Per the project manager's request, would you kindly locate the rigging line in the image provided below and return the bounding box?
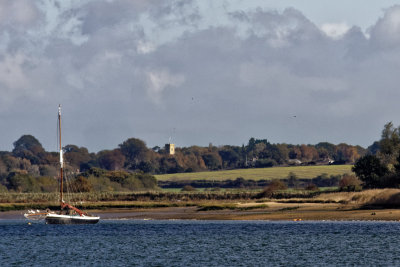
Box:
[74,171,85,204]
[66,171,83,207]
[72,177,85,206]
[57,174,60,204]
[63,169,70,202]
[69,170,82,204]
[65,171,74,204]
[67,174,78,206]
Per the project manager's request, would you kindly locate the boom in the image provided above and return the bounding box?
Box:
[61,202,86,216]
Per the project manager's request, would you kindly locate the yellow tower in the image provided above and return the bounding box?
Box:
[165,143,175,155]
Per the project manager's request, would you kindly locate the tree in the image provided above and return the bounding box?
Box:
[247,138,256,154]
[12,135,45,164]
[315,142,336,157]
[265,144,287,164]
[275,144,289,163]
[394,150,400,174]
[255,158,276,168]
[6,171,39,192]
[219,146,241,168]
[288,145,301,160]
[202,152,222,170]
[287,172,299,188]
[254,143,266,156]
[352,155,389,188]
[64,145,92,170]
[137,161,154,173]
[300,145,318,161]
[0,157,7,177]
[367,141,380,155]
[379,122,400,164]
[335,143,360,164]
[13,135,44,154]
[119,138,148,168]
[39,165,58,177]
[159,157,184,174]
[97,149,125,170]
[339,175,362,191]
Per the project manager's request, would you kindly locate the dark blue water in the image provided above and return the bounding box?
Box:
[1,220,400,266]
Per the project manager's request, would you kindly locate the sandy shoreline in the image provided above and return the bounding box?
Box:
[3,203,400,221]
[2,189,400,221]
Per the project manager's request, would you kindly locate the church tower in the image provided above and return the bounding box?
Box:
[165,143,175,155]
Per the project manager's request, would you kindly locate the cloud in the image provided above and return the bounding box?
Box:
[146,70,185,104]
[0,0,41,28]
[148,0,201,28]
[136,40,156,54]
[0,53,44,110]
[320,22,350,39]
[229,8,323,47]
[369,5,400,48]
[0,53,28,89]
[1,1,400,151]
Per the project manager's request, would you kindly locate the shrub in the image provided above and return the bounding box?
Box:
[71,176,92,192]
[339,174,362,191]
[255,159,276,168]
[258,180,287,198]
[136,173,157,189]
[268,179,288,190]
[287,172,299,188]
[210,187,221,192]
[304,183,319,191]
[0,184,8,193]
[181,185,197,192]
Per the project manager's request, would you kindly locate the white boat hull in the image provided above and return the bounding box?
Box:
[45,213,100,224]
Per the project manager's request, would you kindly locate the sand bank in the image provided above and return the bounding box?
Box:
[2,202,398,221]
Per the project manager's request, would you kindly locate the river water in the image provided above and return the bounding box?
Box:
[1,220,400,266]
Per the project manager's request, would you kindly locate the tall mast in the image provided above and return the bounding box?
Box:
[58,105,63,207]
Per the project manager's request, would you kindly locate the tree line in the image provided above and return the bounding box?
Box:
[0,135,366,176]
[0,134,367,192]
[3,121,400,192]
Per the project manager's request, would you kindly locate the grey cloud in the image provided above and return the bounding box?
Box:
[369,5,400,49]
[148,0,201,28]
[0,0,42,29]
[0,1,400,152]
[79,0,155,35]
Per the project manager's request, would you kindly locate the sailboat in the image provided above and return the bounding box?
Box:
[25,105,100,224]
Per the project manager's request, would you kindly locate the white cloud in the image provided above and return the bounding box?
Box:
[146,70,185,104]
[320,22,350,39]
[1,1,400,151]
[136,40,156,54]
[369,5,400,48]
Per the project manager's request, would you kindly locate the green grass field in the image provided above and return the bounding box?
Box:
[155,165,353,182]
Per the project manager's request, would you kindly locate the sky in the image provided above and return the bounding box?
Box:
[1,0,400,152]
